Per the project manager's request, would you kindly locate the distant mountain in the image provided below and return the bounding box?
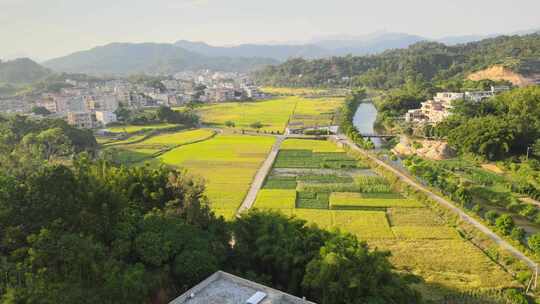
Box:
[43,43,278,76]
[174,40,328,61]
[254,33,540,88]
[0,58,51,84]
[310,32,427,55]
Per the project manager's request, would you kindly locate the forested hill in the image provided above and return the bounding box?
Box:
[43,43,278,76]
[253,33,540,88]
[0,58,51,84]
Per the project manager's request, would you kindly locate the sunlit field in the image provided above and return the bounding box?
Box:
[108,129,216,163]
[193,96,344,132]
[159,134,276,219]
[194,97,298,132]
[106,123,179,134]
[253,138,518,299]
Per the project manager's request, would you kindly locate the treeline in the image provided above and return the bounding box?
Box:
[114,105,199,127]
[339,89,374,149]
[0,116,420,303]
[254,34,540,89]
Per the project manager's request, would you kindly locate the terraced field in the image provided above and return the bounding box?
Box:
[160,134,276,219]
[253,138,518,299]
[107,129,216,163]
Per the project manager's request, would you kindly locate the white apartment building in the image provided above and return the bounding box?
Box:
[95,111,117,126]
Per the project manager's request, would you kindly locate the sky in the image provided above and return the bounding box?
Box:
[1,0,539,62]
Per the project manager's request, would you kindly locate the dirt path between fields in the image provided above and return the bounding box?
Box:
[236,135,285,216]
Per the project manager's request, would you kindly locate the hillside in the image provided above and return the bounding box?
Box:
[174,40,328,61]
[43,43,278,75]
[0,58,51,84]
[254,33,540,88]
[467,65,539,87]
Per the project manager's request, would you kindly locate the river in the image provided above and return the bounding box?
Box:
[352,102,382,148]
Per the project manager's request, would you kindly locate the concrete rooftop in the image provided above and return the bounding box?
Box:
[169,271,316,304]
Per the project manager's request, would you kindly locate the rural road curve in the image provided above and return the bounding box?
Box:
[334,135,539,272]
[236,135,285,216]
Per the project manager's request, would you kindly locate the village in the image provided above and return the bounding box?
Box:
[0,70,267,129]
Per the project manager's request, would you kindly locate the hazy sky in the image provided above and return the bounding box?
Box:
[1,0,539,61]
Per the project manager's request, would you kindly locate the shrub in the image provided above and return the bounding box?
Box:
[495,214,514,235]
[510,227,526,242]
[484,210,499,225]
[527,233,540,255]
[519,204,537,218]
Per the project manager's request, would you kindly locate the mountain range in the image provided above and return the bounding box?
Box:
[0,28,531,79]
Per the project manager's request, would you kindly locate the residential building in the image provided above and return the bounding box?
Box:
[67,112,93,129]
[95,111,117,126]
[169,271,316,304]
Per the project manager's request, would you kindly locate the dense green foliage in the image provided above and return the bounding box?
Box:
[0,117,420,303]
[255,34,540,88]
[0,115,97,169]
[0,161,420,303]
[115,105,199,127]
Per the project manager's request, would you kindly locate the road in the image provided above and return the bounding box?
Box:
[334,135,538,272]
[236,135,285,216]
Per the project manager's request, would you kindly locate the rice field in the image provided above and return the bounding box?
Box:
[106,123,178,134]
[194,97,298,132]
[159,134,276,219]
[329,192,423,209]
[289,98,344,127]
[107,129,216,163]
[253,138,518,299]
[254,189,296,210]
[193,96,344,133]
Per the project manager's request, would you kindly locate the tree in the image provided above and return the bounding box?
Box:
[484,210,499,225]
[534,139,540,158]
[495,214,515,235]
[225,120,236,128]
[31,106,51,116]
[447,116,516,161]
[250,121,263,130]
[528,233,540,255]
[115,105,132,122]
[302,232,420,304]
[511,227,525,241]
[20,127,73,161]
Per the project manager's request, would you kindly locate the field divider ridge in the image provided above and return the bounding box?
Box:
[236,135,285,216]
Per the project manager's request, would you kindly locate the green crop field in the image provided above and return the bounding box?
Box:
[194,97,298,132]
[329,192,423,209]
[254,189,296,210]
[391,226,460,239]
[252,138,517,299]
[106,123,178,134]
[280,138,343,152]
[289,97,344,127]
[108,129,216,163]
[159,134,275,219]
[193,96,344,133]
